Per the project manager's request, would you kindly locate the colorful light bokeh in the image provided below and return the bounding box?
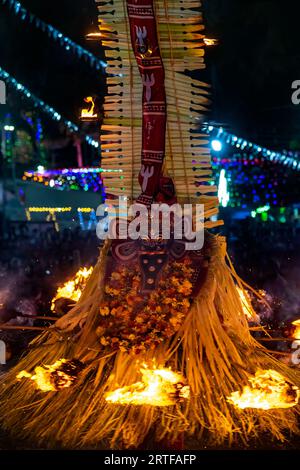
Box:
[22,167,121,193]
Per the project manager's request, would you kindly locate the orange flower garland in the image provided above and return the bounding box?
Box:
[96,260,194,355]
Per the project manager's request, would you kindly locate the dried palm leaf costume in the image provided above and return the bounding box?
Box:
[0,0,300,449]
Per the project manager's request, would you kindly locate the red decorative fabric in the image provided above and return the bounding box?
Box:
[126,0,167,206]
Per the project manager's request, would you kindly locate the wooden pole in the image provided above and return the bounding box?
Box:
[0,325,51,331]
[21,316,57,321]
[258,338,294,342]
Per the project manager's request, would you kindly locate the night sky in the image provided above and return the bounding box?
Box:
[204,0,300,150]
[1,0,300,151]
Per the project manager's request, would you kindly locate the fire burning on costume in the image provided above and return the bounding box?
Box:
[105,365,190,406]
[237,287,258,321]
[292,320,300,340]
[17,359,83,392]
[227,369,299,410]
[51,267,93,311]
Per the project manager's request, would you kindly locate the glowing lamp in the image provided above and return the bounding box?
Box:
[80,96,98,121]
[203,38,219,47]
[211,139,222,152]
[85,32,102,41]
[4,125,15,132]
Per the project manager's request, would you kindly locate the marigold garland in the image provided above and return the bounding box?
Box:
[96,260,194,355]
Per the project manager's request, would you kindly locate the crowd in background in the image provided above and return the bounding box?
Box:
[0,215,299,316]
[225,216,299,287]
[224,215,300,323]
[0,225,99,301]
[0,224,100,361]
[1,223,99,285]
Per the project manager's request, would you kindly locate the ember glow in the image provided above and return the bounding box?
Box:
[51,267,93,311]
[292,320,300,340]
[105,366,190,406]
[227,369,299,410]
[17,359,83,392]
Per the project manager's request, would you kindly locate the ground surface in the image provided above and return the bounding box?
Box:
[1,427,300,450]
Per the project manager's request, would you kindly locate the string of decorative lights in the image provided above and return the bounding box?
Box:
[22,166,122,193]
[25,206,100,231]
[212,151,299,209]
[204,124,300,171]
[26,207,72,213]
[1,0,107,71]
[0,66,99,148]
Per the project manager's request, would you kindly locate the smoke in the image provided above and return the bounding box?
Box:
[0,270,37,324]
[0,283,15,323]
[263,255,300,323]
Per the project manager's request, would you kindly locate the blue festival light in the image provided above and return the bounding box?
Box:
[204,124,300,171]
[211,139,223,152]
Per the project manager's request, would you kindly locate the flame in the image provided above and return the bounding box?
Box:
[227,369,299,410]
[86,32,102,40]
[80,96,97,119]
[51,267,93,311]
[292,320,300,340]
[237,287,259,322]
[16,359,82,392]
[203,38,219,46]
[105,365,190,406]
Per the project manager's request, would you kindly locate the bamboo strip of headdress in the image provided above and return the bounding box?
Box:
[96,0,221,227]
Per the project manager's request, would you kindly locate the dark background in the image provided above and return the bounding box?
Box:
[203,0,300,149]
[0,0,104,123]
[0,0,300,151]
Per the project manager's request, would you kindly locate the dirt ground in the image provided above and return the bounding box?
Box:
[1,427,300,450]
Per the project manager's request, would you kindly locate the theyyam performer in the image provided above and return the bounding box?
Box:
[0,0,299,449]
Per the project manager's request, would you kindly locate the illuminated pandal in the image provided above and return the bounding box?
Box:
[17,359,83,392]
[105,365,190,407]
[51,267,93,312]
[227,369,299,410]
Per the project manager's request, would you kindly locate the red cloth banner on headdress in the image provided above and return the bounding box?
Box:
[126,0,167,207]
